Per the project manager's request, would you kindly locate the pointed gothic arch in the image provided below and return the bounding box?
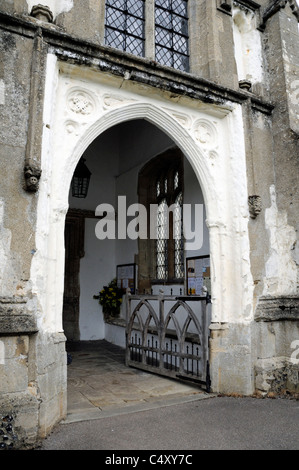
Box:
[34,73,253,354]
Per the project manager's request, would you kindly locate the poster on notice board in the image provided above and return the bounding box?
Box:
[116,263,136,294]
[186,255,210,296]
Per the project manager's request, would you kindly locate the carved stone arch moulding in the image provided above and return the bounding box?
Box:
[62,101,216,218]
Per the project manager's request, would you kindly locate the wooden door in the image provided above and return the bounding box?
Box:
[63,212,85,342]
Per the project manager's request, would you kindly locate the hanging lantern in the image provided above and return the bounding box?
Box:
[71,158,91,198]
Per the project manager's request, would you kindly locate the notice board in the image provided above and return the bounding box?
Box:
[186,255,211,296]
[116,263,136,294]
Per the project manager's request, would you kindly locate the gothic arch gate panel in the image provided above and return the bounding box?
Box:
[125,292,212,391]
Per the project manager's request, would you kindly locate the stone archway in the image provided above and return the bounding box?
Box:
[31,59,255,395]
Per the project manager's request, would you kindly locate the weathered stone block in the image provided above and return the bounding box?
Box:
[38,391,67,439]
[255,357,299,395]
[209,323,254,395]
[0,336,29,394]
[255,295,299,321]
[0,391,39,450]
[0,297,38,334]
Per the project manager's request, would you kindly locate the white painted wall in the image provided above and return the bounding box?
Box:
[79,219,115,340]
[69,128,118,339]
[232,6,264,84]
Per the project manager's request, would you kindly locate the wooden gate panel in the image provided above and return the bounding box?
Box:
[126,292,211,391]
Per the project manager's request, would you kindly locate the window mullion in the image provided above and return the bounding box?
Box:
[170,0,174,68]
[145,0,155,60]
[124,0,128,52]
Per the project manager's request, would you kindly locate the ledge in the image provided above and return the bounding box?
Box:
[0,10,274,115]
[255,295,299,322]
[0,297,38,335]
[104,317,126,328]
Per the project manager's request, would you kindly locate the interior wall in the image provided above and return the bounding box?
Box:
[68,126,119,340]
[115,120,174,268]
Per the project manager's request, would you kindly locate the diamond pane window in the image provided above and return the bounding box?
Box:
[139,150,184,286]
[155,0,189,72]
[174,193,184,278]
[156,200,169,280]
[154,162,184,281]
[107,0,126,9]
[105,0,145,57]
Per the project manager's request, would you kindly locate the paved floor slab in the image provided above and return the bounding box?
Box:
[65,340,209,423]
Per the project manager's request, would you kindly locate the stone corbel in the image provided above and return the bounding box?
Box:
[248,195,262,219]
[217,0,233,14]
[239,79,252,91]
[24,165,42,192]
[30,4,53,23]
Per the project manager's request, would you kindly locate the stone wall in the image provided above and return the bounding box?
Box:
[254,295,299,396]
[0,297,66,449]
[0,332,66,449]
[0,10,67,449]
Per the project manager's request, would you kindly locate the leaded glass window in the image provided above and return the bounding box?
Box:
[105,0,145,57]
[154,160,184,281]
[156,199,169,280]
[155,0,189,72]
[138,149,184,290]
[174,193,184,278]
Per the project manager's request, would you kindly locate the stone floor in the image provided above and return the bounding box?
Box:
[65,340,209,424]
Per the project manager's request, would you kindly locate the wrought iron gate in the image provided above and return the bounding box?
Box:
[125,291,211,391]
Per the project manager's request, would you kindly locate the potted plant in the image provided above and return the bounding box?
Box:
[94,278,123,321]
